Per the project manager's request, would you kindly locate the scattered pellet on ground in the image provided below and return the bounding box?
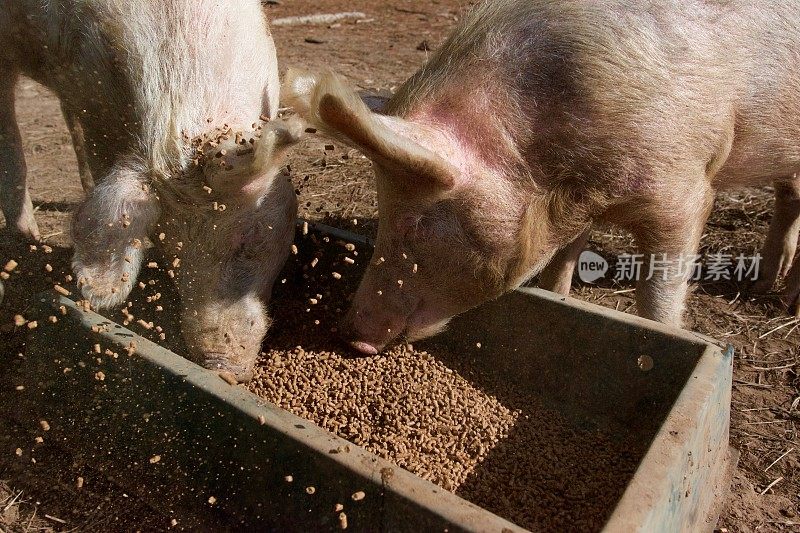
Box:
[54,284,71,296]
[218,372,238,386]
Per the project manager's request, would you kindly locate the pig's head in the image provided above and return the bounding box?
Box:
[72,118,302,380]
[285,71,559,353]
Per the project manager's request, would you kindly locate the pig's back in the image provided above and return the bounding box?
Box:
[392,0,800,189]
[2,0,278,177]
[716,2,800,186]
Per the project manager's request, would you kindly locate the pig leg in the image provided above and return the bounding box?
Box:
[783,258,800,316]
[61,102,94,193]
[72,165,160,309]
[537,227,591,295]
[0,68,39,241]
[750,179,800,294]
[633,187,714,326]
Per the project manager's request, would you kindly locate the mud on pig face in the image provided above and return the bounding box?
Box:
[285,71,532,353]
[72,119,301,381]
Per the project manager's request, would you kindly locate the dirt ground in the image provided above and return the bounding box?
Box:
[0,0,798,531]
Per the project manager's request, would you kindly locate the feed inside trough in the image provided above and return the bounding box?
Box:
[244,228,646,531]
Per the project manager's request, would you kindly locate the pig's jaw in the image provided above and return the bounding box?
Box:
[203,353,255,382]
[345,299,453,355]
[406,317,451,343]
[347,318,451,355]
[343,310,408,355]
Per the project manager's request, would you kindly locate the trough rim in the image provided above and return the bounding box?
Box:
[36,291,525,532]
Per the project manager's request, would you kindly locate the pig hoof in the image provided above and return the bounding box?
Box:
[7,219,41,242]
[13,208,41,242]
[203,355,254,383]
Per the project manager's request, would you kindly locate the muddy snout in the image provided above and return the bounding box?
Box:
[202,353,255,383]
[181,298,269,383]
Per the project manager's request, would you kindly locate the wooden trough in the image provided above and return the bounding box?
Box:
[12,223,734,532]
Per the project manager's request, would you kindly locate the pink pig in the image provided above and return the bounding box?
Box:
[286,0,800,353]
[1,0,301,380]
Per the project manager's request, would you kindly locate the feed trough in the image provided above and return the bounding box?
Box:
[12,223,734,531]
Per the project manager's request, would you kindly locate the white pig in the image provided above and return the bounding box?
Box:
[286,0,800,353]
[0,0,301,380]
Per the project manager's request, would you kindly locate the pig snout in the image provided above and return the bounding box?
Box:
[340,300,403,355]
[341,300,452,355]
[340,274,452,354]
[181,296,268,382]
[339,280,410,354]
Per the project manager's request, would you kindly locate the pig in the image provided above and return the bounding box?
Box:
[285,0,800,354]
[0,0,301,380]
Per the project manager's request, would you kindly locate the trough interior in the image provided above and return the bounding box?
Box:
[282,224,709,448]
[423,287,708,439]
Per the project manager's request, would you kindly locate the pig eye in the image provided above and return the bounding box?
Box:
[395,214,422,237]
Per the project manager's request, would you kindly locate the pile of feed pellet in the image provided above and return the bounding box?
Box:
[246,231,644,531]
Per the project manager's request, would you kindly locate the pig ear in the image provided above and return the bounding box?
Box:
[283,69,456,191]
[252,116,305,171]
[72,161,160,309]
[202,116,303,192]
